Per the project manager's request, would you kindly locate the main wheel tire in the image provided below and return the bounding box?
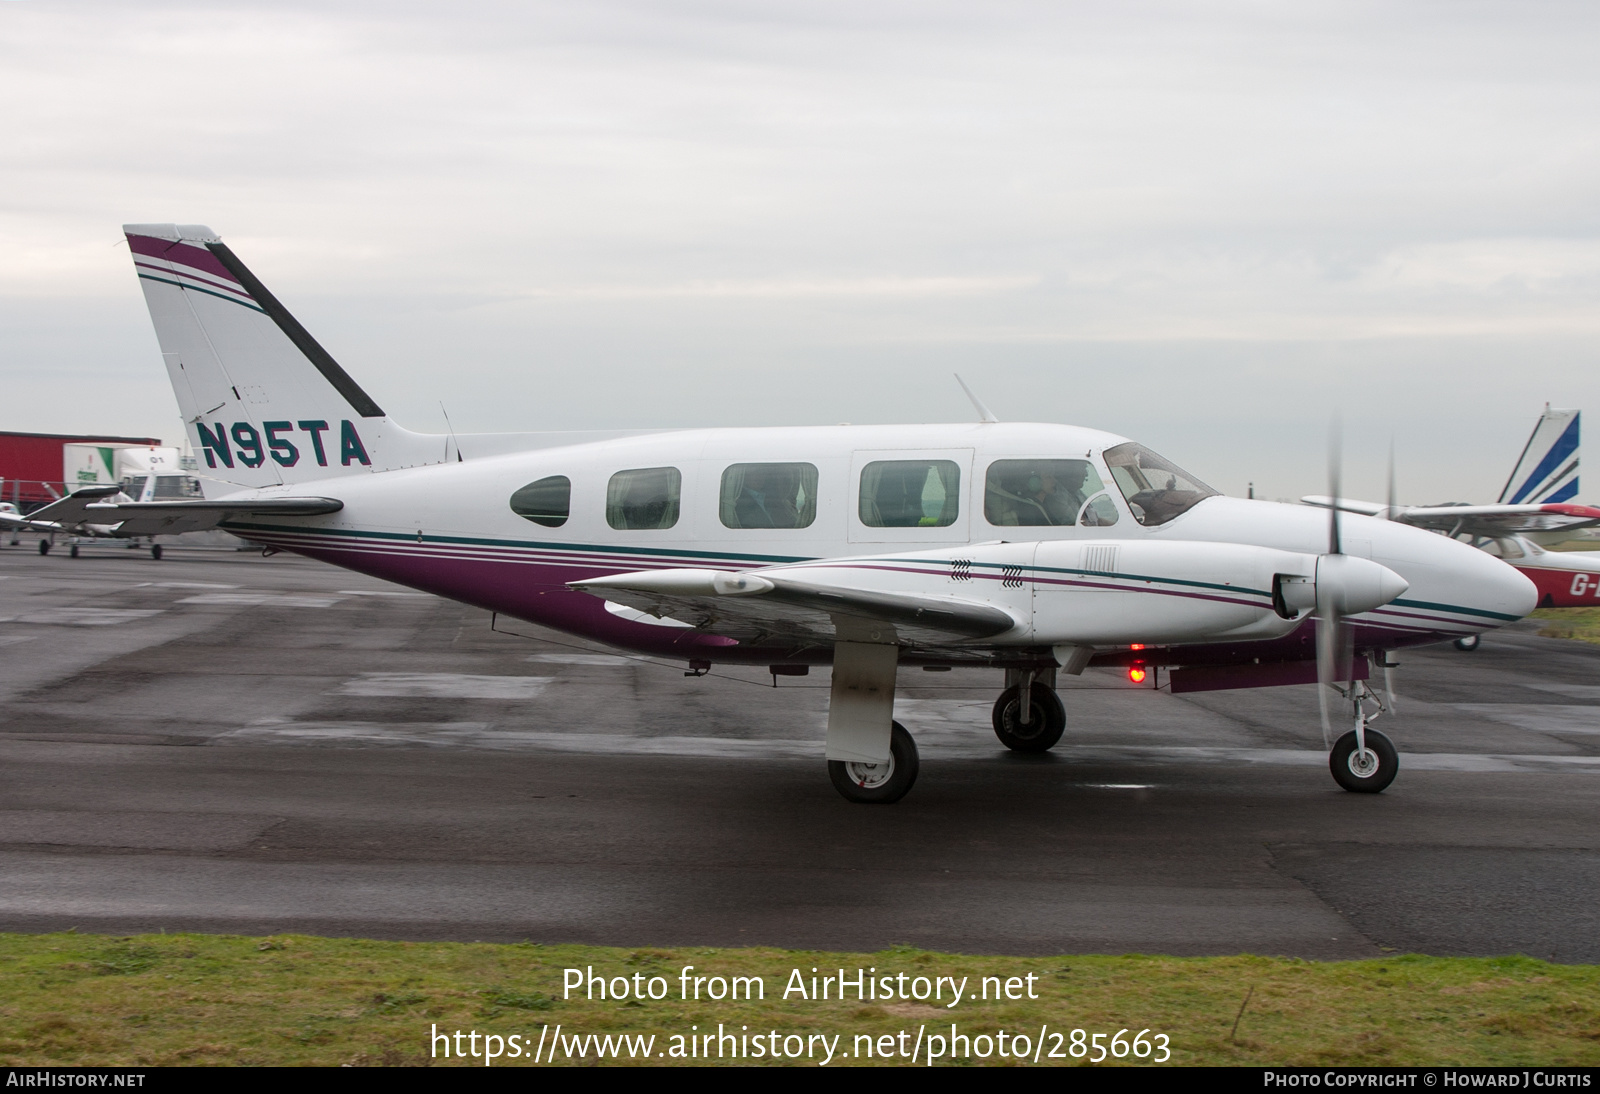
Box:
[1330,728,1398,794]
[69,544,79,558]
[1453,634,1481,652]
[828,721,919,804]
[151,544,163,560]
[38,540,50,555]
[991,683,1067,752]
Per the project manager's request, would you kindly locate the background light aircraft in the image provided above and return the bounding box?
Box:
[81,224,1537,804]
[1,445,201,558]
[0,471,199,558]
[1305,406,1600,648]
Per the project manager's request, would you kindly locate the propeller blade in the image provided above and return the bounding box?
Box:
[1315,611,1336,749]
[1385,440,1397,520]
[1327,419,1343,556]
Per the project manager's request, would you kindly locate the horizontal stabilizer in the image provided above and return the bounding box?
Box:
[84,497,343,517]
[84,495,343,537]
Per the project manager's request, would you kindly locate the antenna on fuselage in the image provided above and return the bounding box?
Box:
[440,402,463,463]
[954,374,999,424]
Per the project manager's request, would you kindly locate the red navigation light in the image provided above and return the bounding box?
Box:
[1130,643,1145,650]
[1128,666,1147,684]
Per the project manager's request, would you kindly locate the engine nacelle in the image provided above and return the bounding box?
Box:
[1028,539,1323,646]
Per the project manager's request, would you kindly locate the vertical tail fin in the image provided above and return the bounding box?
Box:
[1498,404,1579,504]
[125,224,439,487]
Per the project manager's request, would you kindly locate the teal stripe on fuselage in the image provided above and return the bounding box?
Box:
[224,519,813,565]
[1390,597,1521,622]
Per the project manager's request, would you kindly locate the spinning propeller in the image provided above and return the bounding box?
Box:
[1312,425,1407,749]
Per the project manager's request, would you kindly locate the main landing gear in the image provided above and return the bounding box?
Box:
[992,668,1065,752]
[828,721,920,804]
[1453,634,1481,652]
[821,650,1073,805]
[1326,678,1399,794]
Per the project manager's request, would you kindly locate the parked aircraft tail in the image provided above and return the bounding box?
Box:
[124,224,442,488]
[1499,404,1579,505]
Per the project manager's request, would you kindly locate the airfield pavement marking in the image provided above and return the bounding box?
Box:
[1523,682,1600,699]
[525,653,635,666]
[337,589,438,597]
[334,672,554,700]
[175,592,344,608]
[1453,703,1600,735]
[0,608,165,626]
[202,719,1600,772]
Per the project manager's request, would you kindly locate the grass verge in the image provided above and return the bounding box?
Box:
[1530,607,1600,644]
[3,934,1599,1066]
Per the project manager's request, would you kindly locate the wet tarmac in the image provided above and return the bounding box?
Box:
[1,543,1597,959]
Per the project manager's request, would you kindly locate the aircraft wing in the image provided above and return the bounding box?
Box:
[0,512,67,534]
[7,486,124,528]
[80,496,345,536]
[570,568,1018,646]
[1396,503,1600,536]
[1302,495,1600,536]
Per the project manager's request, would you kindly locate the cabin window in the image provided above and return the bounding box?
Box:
[859,460,960,528]
[1483,537,1525,560]
[509,475,571,527]
[1103,442,1219,527]
[1081,494,1120,526]
[607,467,681,530]
[984,459,1106,526]
[720,463,819,529]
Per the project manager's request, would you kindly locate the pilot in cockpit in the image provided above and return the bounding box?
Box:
[990,461,1090,526]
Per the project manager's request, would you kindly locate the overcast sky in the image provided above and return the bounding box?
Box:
[4,0,1599,502]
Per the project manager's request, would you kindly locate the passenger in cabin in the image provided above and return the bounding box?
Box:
[858,460,960,528]
[734,465,801,529]
[874,463,930,527]
[984,460,1093,526]
[623,482,670,529]
[607,466,681,530]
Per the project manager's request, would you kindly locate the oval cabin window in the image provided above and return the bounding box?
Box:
[509,475,572,527]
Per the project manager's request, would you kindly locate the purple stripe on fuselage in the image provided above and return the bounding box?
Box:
[126,235,241,286]
[236,530,1477,666]
[280,538,741,658]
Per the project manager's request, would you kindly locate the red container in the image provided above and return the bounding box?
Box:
[0,431,162,510]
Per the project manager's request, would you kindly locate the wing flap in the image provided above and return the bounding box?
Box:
[572,568,1018,645]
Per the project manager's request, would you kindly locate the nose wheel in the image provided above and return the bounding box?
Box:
[1330,728,1398,793]
[1325,679,1399,793]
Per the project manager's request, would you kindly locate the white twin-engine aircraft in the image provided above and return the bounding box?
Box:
[98,224,1535,804]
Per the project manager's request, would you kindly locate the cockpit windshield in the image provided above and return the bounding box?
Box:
[1102,442,1219,527]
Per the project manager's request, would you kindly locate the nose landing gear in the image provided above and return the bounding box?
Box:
[1326,678,1399,793]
